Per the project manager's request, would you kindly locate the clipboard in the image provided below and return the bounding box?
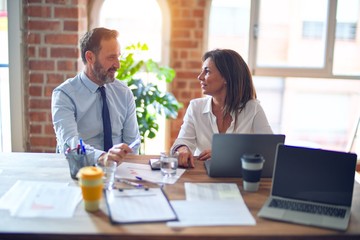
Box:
[105,188,178,224]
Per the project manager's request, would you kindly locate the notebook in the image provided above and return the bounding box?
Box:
[204,134,285,178]
[258,144,357,231]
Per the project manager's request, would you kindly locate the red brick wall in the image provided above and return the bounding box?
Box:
[22,0,207,152]
[23,0,88,152]
[168,0,206,146]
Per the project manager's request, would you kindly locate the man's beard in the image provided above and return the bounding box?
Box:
[93,61,117,84]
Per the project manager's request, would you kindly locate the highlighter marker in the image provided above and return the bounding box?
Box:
[129,138,141,150]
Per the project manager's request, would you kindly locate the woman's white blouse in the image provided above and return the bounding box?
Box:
[171,97,273,156]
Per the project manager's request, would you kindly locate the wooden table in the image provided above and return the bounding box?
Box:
[0,152,359,240]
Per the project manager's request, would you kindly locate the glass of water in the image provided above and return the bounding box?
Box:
[160,152,179,177]
[97,160,117,189]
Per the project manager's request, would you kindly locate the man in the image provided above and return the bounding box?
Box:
[52,27,140,164]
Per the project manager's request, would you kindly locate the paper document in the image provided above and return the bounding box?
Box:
[185,182,243,200]
[167,182,255,227]
[0,180,81,218]
[168,200,256,227]
[105,188,177,223]
[116,162,185,184]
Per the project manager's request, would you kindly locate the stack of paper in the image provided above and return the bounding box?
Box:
[0,180,81,218]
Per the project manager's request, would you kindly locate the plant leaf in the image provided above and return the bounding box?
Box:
[116,43,183,149]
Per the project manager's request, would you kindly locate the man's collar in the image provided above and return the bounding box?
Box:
[80,72,100,93]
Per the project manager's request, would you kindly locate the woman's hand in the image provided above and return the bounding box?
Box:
[176,146,195,168]
[197,149,212,161]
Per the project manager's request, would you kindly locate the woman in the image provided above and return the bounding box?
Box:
[171,49,272,168]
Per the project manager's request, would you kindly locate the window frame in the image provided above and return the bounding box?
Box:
[248,0,360,80]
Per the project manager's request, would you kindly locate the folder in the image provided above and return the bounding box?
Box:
[105,188,178,224]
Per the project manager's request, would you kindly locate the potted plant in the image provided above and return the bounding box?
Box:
[116,43,182,154]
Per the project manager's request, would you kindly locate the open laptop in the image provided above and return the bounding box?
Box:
[204,134,285,178]
[258,144,357,231]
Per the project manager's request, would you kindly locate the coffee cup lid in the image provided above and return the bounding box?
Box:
[77,166,103,180]
[241,154,265,162]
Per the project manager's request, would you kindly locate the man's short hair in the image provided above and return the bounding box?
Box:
[80,27,119,64]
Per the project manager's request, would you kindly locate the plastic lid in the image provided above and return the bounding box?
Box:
[241,154,265,163]
[77,166,103,180]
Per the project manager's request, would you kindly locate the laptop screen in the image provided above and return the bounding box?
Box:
[272,145,357,206]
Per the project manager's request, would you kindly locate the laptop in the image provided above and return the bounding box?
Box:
[258,144,357,231]
[204,134,285,178]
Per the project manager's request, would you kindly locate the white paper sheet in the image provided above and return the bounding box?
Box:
[167,200,256,227]
[116,162,186,184]
[167,183,255,227]
[185,182,243,201]
[0,180,81,218]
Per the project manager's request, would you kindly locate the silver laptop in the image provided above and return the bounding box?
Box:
[258,144,357,231]
[204,134,285,178]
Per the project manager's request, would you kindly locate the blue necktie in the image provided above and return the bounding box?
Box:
[99,86,113,151]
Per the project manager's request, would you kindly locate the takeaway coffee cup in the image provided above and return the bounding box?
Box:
[241,154,265,192]
[77,166,104,212]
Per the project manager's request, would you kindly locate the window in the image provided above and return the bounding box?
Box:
[208,0,251,60]
[303,22,357,40]
[99,0,163,62]
[333,0,360,76]
[302,22,325,39]
[209,0,360,152]
[253,0,329,72]
[250,0,360,78]
[98,0,168,154]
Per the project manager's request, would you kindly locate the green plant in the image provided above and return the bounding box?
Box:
[116,43,182,153]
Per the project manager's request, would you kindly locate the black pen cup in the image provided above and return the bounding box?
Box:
[65,148,95,179]
[241,154,265,192]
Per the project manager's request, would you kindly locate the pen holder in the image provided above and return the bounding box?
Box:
[65,148,95,180]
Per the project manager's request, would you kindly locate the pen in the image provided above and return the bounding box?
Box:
[135,176,144,181]
[76,144,80,155]
[79,138,86,154]
[65,147,71,154]
[129,138,141,149]
[135,176,164,187]
[117,179,144,188]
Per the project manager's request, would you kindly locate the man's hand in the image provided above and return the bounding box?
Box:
[99,143,133,165]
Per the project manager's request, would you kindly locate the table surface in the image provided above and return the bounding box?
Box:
[0,152,359,240]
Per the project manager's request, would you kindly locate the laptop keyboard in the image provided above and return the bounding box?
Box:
[269,199,346,218]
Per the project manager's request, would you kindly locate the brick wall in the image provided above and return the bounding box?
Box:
[22,0,207,152]
[23,0,88,152]
[167,0,206,145]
